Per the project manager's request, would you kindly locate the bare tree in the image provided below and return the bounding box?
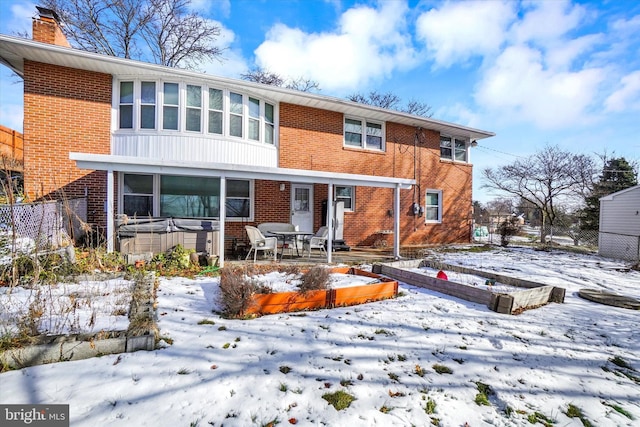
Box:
[482,145,596,243]
[43,0,222,69]
[241,68,320,92]
[347,91,433,117]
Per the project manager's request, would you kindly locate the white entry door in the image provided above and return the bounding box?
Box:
[291,184,314,233]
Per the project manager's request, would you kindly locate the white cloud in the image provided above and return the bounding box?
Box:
[8,1,36,36]
[605,70,640,112]
[253,1,416,92]
[415,0,515,68]
[511,0,586,45]
[200,20,248,78]
[475,45,604,129]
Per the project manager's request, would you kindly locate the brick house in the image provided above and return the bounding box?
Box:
[0,9,494,266]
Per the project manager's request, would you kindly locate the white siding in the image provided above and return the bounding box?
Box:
[598,186,640,261]
[599,186,640,235]
[112,134,278,167]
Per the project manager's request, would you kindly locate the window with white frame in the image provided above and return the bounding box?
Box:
[185,84,202,132]
[229,92,243,138]
[122,174,153,217]
[344,117,384,150]
[117,81,277,145]
[121,173,253,220]
[265,102,275,145]
[208,88,223,134]
[335,186,354,211]
[119,81,134,129]
[425,190,442,223]
[163,82,179,130]
[440,136,467,162]
[140,82,156,129]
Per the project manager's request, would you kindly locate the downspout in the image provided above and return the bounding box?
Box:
[327,183,334,263]
[394,183,401,259]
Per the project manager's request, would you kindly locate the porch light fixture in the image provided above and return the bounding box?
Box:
[470,140,478,147]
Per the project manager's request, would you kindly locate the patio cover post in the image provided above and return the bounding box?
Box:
[219,176,226,268]
[106,169,114,253]
[394,183,401,259]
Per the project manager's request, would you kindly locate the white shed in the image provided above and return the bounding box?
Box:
[598,185,640,261]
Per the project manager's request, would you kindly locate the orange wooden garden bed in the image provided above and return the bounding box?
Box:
[243,268,398,316]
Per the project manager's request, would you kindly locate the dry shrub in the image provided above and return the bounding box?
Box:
[219,266,273,317]
[299,266,330,293]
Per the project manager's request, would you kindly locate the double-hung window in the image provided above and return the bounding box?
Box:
[140,81,156,129]
[163,83,179,130]
[335,186,354,211]
[248,97,260,141]
[425,190,442,223]
[265,103,275,145]
[344,117,384,150]
[229,92,243,138]
[119,81,134,129]
[440,136,467,162]
[208,88,223,135]
[122,174,153,217]
[186,85,202,132]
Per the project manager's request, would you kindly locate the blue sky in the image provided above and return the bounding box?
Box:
[1,0,639,203]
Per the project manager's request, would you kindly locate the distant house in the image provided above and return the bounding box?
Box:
[0,8,494,266]
[598,185,640,262]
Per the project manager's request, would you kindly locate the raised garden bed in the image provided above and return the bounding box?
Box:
[373,260,565,314]
[242,267,398,316]
[1,273,158,371]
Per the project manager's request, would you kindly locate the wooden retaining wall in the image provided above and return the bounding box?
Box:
[373,260,564,315]
[243,268,399,316]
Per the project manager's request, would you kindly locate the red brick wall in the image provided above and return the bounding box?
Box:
[273,103,473,246]
[32,17,71,47]
[23,60,112,229]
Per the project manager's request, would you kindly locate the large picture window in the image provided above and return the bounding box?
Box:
[121,173,252,220]
[344,117,384,151]
[160,175,218,217]
[425,190,442,223]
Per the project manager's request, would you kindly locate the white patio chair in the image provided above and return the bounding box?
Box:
[302,226,328,258]
[245,225,278,262]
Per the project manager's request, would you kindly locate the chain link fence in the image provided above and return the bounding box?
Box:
[0,198,87,252]
[473,217,599,251]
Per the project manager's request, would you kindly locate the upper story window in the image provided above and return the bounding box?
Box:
[140,81,156,129]
[440,136,467,162]
[208,88,223,135]
[186,85,202,132]
[119,81,134,129]
[163,82,179,130]
[344,117,384,151]
[229,92,243,138]
[117,80,277,146]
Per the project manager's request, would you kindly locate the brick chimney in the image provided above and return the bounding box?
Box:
[32,6,71,47]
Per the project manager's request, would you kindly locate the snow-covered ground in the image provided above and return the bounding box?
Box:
[1,246,639,426]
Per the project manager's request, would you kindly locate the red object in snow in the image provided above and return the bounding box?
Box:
[436,270,448,280]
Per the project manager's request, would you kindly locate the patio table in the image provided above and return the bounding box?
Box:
[268,231,314,258]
